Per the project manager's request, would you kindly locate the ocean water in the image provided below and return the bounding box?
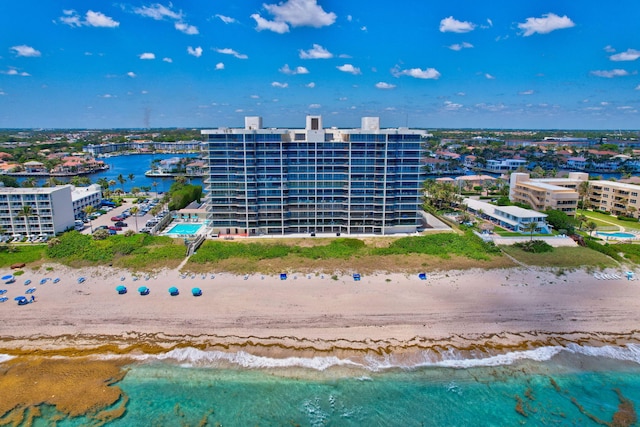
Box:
[7,344,640,427]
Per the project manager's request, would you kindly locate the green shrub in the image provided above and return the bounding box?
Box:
[584,239,623,261]
[617,216,638,222]
[513,240,553,253]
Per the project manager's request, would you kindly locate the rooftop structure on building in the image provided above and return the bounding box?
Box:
[202,116,427,237]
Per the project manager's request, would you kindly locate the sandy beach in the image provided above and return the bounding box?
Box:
[1,264,640,357]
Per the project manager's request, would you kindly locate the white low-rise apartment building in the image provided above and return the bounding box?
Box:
[71,184,103,219]
[0,186,76,238]
[464,198,550,234]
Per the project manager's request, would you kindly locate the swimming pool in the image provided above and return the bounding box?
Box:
[165,223,203,236]
[597,231,636,239]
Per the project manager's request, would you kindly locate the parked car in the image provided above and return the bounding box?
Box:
[108,229,117,235]
[114,221,128,227]
[108,226,122,231]
[111,216,125,222]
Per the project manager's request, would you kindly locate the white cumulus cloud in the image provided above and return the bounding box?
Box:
[2,68,30,76]
[519,89,534,95]
[127,71,136,78]
[251,14,290,33]
[337,64,361,75]
[252,0,336,33]
[610,49,640,62]
[590,69,629,78]
[309,103,321,109]
[10,45,41,57]
[517,13,575,36]
[392,66,440,80]
[439,16,475,33]
[133,4,181,20]
[485,73,495,80]
[375,82,396,89]
[59,10,119,27]
[216,14,237,24]
[85,10,120,27]
[444,101,463,111]
[636,84,640,90]
[187,46,203,57]
[299,44,333,59]
[215,62,224,70]
[139,52,156,60]
[448,42,474,51]
[175,22,199,35]
[216,48,248,59]
[271,81,289,88]
[306,82,316,88]
[133,4,198,35]
[280,64,309,75]
[163,57,173,63]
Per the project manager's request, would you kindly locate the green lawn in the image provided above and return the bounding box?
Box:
[500,245,617,269]
[579,209,640,230]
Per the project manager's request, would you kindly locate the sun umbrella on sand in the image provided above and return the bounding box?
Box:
[168,286,179,296]
[2,274,14,284]
[116,285,127,295]
[138,286,150,295]
[191,287,202,297]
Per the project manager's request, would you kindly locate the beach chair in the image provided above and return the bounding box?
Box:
[280,273,287,280]
[418,273,427,280]
[353,273,361,281]
[53,278,60,284]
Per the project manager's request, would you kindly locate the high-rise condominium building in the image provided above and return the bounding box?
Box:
[202,116,426,236]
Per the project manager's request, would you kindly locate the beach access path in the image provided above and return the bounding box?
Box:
[1,265,640,352]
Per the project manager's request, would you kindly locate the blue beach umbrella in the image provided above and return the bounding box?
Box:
[0,297,8,303]
[25,288,36,294]
[2,274,14,283]
[168,286,179,296]
[24,279,31,286]
[14,296,27,301]
[53,278,60,284]
[0,290,6,295]
[40,278,47,285]
[138,286,150,295]
[191,287,202,296]
[77,277,85,284]
[116,285,127,294]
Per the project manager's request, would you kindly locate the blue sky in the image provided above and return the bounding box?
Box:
[1,1,639,129]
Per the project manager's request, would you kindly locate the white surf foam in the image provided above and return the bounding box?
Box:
[0,354,14,364]
[156,347,363,371]
[102,343,640,372]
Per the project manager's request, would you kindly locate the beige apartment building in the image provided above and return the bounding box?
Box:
[509,172,588,216]
[587,180,640,218]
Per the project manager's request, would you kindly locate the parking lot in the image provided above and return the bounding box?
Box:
[79,200,167,236]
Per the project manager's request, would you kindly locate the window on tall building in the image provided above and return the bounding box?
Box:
[311,118,319,130]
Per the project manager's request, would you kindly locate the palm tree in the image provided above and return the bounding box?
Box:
[585,221,598,238]
[152,181,159,196]
[22,178,36,188]
[96,177,110,190]
[576,213,587,231]
[83,205,96,233]
[129,206,139,232]
[523,221,538,241]
[117,174,126,188]
[128,173,135,192]
[16,205,36,239]
[578,180,590,209]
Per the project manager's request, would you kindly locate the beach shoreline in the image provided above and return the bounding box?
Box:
[1,263,640,358]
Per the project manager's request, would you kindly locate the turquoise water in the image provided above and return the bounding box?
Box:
[18,345,640,426]
[597,231,636,239]
[165,223,203,235]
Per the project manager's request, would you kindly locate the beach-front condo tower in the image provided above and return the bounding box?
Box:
[201,116,426,236]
